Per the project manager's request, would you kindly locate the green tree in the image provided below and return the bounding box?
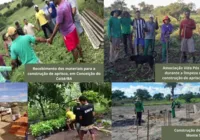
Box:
[183,92,194,103]
[164,83,182,97]
[112,90,126,100]
[165,94,171,100]
[28,83,65,119]
[110,0,127,10]
[134,89,151,101]
[153,93,164,100]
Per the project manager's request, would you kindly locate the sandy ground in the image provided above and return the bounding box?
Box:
[0,114,24,140]
[112,103,200,140]
[28,130,111,140]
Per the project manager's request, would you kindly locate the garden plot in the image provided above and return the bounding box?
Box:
[112,103,200,140]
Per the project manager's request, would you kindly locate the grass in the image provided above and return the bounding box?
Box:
[0,0,22,14]
[0,0,103,81]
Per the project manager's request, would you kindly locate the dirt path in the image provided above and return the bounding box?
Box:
[112,103,200,140]
[28,130,111,140]
[104,39,200,82]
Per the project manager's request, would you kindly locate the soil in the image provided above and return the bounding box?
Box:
[112,103,200,140]
[104,40,200,82]
[28,129,111,140]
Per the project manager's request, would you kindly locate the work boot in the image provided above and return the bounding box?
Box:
[193,56,196,63]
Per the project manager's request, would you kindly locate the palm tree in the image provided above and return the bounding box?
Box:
[164,83,182,97]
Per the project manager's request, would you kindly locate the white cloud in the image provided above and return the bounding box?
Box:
[112,84,200,97]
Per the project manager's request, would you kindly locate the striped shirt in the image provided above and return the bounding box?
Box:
[133,18,146,39]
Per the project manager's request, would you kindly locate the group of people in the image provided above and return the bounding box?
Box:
[66,96,96,140]
[0,0,85,78]
[107,9,196,63]
[134,97,177,126]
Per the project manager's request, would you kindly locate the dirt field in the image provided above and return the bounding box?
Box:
[28,130,111,140]
[104,40,200,82]
[112,103,200,140]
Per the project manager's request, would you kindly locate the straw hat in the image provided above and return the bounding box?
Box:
[110,10,122,16]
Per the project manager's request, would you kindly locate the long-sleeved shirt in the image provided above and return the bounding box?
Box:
[107,16,122,38]
[161,23,173,43]
[120,17,132,34]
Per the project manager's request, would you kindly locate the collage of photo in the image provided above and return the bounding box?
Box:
[0,0,200,140]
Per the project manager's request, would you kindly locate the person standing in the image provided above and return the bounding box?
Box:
[161,16,173,63]
[79,96,95,140]
[45,0,57,25]
[144,15,159,56]
[68,0,84,35]
[134,98,144,126]
[11,103,20,121]
[120,11,133,56]
[179,10,196,63]
[34,5,53,38]
[6,26,47,69]
[107,10,122,63]
[73,102,81,137]
[47,0,83,62]
[23,19,39,36]
[15,21,25,35]
[133,10,146,55]
[171,98,176,118]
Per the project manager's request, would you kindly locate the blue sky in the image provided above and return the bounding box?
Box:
[0,83,28,102]
[105,0,200,9]
[112,83,200,97]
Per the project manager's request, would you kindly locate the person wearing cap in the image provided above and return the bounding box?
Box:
[144,14,159,56]
[171,97,176,118]
[133,10,146,55]
[7,26,47,69]
[47,0,83,63]
[179,10,196,63]
[120,11,133,56]
[45,0,57,25]
[134,98,144,126]
[107,10,122,63]
[2,33,12,57]
[23,19,39,36]
[34,5,53,39]
[68,0,84,35]
[161,16,173,63]
[15,21,25,35]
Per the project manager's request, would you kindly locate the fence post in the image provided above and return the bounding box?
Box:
[168,110,171,126]
[147,110,149,140]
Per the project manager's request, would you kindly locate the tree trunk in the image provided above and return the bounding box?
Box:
[171,87,174,97]
[37,99,46,119]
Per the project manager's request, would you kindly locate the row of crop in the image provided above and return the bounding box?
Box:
[30,117,66,138]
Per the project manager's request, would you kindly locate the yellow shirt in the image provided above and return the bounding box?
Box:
[66,111,76,120]
[35,10,48,26]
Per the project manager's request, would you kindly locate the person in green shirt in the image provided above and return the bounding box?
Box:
[134,98,144,126]
[171,97,176,118]
[107,10,122,63]
[6,26,47,69]
[120,11,133,56]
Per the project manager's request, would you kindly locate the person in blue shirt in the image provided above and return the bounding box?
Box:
[45,0,57,25]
